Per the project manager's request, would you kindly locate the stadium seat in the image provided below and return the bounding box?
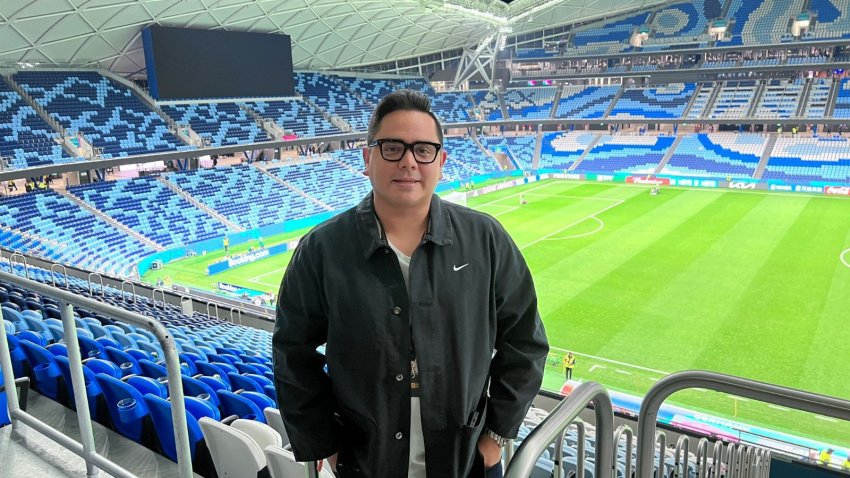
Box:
[200,417,280,478]
[216,389,266,422]
[144,393,218,474]
[95,373,153,444]
[54,355,102,419]
[17,339,63,400]
[126,375,168,399]
[263,408,290,447]
[264,445,336,478]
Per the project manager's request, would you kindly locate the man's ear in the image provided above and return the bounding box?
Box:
[362,147,371,176]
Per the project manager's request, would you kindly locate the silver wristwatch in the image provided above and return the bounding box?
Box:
[483,428,510,448]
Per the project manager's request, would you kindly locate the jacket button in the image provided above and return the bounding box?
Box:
[395,373,404,382]
[395,432,403,440]
[392,306,401,315]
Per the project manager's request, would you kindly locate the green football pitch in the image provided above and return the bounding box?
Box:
[144,180,850,448]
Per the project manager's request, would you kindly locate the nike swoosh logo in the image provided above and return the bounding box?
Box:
[453,263,469,271]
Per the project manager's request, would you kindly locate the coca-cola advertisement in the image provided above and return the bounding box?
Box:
[825,186,850,196]
[626,176,671,186]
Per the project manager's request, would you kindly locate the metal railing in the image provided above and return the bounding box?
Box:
[505,381,614,478]
[0,269,194,477]
[636,370,850,478]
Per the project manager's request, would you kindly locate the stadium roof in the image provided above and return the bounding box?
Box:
[0,0,661,77]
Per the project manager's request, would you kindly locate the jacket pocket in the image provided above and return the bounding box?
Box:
[461,423,485,477]
[336,408,376,478]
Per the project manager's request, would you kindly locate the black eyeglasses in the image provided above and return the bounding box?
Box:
[368,139,442,164]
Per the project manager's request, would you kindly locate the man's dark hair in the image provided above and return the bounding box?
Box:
[367,89,444,144]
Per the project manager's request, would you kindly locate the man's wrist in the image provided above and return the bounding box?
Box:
[483,428,510,448]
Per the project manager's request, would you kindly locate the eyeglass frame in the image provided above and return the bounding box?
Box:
[367,139,443,164]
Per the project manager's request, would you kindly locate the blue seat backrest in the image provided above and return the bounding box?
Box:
[216,389,264,422]
[143,393,218,462]
[95,373,150,442]
[55,354,101,416]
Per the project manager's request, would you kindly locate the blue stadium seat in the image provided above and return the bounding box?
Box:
[216,389,267,422]
[144,393,219,471]
[95,373,153,443]
[18,339,63,400]
[54,355,102,418]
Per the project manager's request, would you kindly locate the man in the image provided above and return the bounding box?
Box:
[818,448,834,466]
[273,89,548,478]
[563,352,576,381]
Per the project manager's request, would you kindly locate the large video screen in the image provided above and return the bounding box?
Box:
[142,25,295,100]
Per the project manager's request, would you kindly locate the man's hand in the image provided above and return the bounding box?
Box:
[477,435,503,468]
[316,453,337,472]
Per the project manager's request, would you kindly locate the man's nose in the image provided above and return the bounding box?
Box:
[398,147,418,168]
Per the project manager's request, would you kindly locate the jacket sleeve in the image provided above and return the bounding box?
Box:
[272,237,339,461]
[485,225,549,439]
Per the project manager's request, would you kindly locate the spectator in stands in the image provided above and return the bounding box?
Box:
[6,179,17,192]
[274,89,548,478]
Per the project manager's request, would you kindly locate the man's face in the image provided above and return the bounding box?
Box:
[363,110,446,212]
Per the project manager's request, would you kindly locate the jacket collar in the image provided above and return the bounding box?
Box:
[356,192,453,259]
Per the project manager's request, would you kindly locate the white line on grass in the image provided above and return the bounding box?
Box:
[475,181,559,209]
[726,395,750,402]
[840,248,850,269]
[520,199,624,250]
[768,405,790,412]
[589,365,605,373]
[253,266,288,281]
[560,178,850,200]
[545,216,605,240]
[615,369,632,375]
[549,345,670,376]
[815,415,838,423]
[525,192,624,201]
[493,207,520,218]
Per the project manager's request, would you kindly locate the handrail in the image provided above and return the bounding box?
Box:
[9,252,29,280]
[673,435,690,478]
[636,370,850,478]
[695,437,709,478]
[0,269,193,477]
[230,307,242,325]
[573,421,587,478]
[654,430,667,477]
[50,263,68,288]
[206,302,220,320]
[87,271,104,297]
[121,280,137,303]
[504,381,614,478]
[613,424,634,478]
[711,439,723,477]
[152,288,167,310]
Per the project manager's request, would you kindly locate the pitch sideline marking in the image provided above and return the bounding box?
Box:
[840,248,850,269]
